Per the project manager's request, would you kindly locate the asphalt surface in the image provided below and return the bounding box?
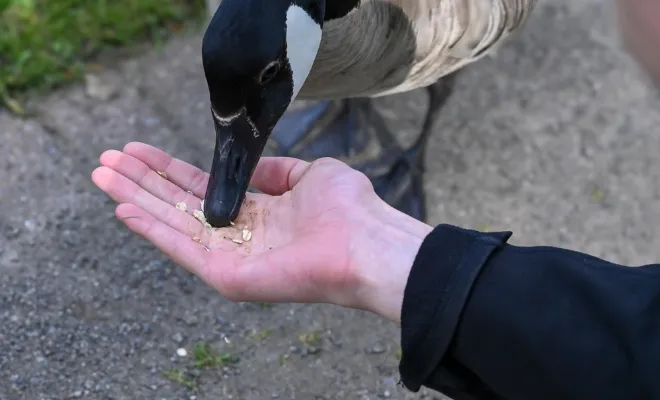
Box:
[2,1,660,399]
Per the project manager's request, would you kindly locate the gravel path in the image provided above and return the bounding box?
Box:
[2,1,659,399]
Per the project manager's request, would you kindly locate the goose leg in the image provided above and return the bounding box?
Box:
[267,75,456,221]
[352,75,456,221]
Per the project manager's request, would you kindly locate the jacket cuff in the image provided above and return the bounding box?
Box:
[398,224,511,392]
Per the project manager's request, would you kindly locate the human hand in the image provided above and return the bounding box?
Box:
[91,142,432,323]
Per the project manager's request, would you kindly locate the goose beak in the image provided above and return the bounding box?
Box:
[203,112,268,227]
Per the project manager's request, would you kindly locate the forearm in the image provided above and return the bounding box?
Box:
[398,224,660,399]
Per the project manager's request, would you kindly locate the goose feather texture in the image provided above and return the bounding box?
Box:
[299,0,537,99]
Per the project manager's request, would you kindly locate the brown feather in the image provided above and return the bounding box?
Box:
[299,0,537,99]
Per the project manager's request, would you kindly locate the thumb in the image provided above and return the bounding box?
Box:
[250,156,311,196]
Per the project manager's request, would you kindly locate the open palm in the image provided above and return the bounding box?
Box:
[92,142,399,311]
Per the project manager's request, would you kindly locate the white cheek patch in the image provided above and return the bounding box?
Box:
[285,4,322,102]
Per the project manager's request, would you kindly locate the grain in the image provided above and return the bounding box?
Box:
[191,236,210,252]
[242,228,252,242]
[192,210,206,224]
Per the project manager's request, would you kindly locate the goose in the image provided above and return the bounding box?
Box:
[200,0,536,227]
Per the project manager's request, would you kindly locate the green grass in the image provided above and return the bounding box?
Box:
[591,186,605,203]
[163,343,238,392]
[393,346,402,361]
[0,0,205,114]
[163,369,198,392]
[192,342,238,369]
[298,331,322,348]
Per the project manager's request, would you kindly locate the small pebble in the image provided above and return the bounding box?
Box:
[2,224,21,239]
[368,344,385,354]
[175,202,187,212]
[84,74,118,101]
[24,220,36,231]
[183,314,199,326]
[176,348,187,357]
[61,230,81,246]
[171,333,184,344]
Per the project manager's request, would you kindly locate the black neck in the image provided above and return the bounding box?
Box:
[324,0,360,20]
[292,0,360,23]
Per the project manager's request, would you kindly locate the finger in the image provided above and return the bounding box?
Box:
[99,149,200,208]
[122,142,209,199]
[92,166,207,240]
[114,203,222,286]
[250,157,311,196]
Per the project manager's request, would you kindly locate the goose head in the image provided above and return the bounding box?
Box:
[201,0,359,227]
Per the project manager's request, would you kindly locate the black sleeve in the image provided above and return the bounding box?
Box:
[398,224,660,400]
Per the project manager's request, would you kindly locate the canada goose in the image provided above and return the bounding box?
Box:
[200,0,536,227]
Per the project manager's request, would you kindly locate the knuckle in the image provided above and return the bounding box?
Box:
[189,168,208,193]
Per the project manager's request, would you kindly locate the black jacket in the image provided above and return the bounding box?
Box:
[399,224,660,400]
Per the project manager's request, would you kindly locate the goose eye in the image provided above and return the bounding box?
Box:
[259,62,280,85]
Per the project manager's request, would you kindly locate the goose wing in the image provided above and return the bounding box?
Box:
[300,0,537,99]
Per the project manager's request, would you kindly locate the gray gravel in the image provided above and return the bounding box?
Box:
[2,1,660,399]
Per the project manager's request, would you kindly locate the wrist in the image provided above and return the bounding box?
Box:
[352,201,433,324]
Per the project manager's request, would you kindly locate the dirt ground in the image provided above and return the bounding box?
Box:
[2,1,660,399]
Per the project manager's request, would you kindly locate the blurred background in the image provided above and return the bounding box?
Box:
[1,0,659,399]
[0,0,206,113]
